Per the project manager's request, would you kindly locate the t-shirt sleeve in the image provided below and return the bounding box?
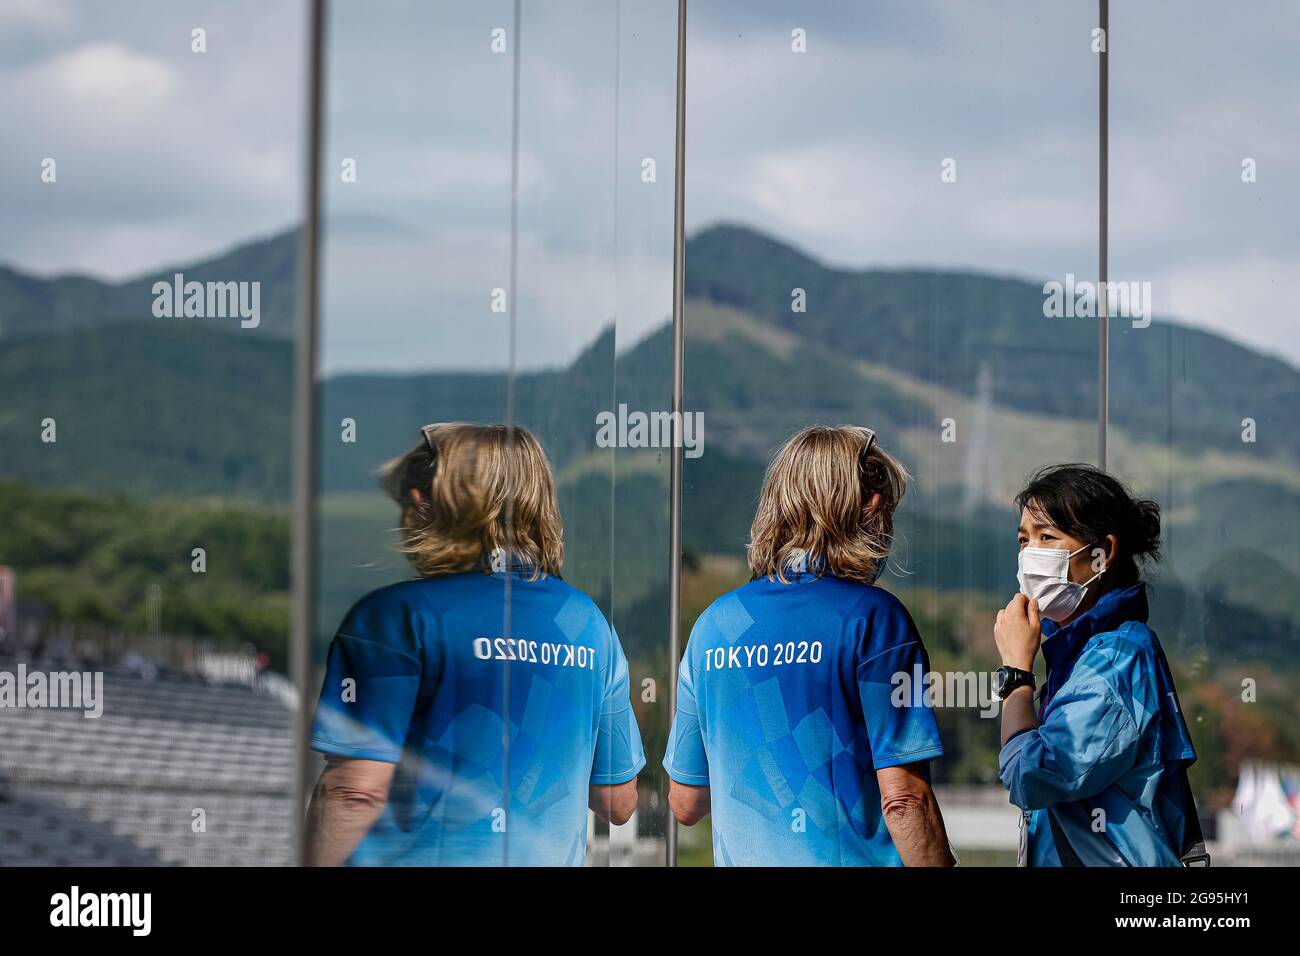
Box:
[309,592,425,764]
[662,642,710,786]
[590,625,646,785]
[857,598,945,770]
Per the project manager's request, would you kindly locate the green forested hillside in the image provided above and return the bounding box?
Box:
[0,482,290,668]
[686,224,1300,465]
[5,222,1296,464]
[0,322,293,499]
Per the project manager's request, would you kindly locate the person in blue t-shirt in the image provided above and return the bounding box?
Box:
[993,463,1202,866]
[305,423,645,866]
[663,425,954,866]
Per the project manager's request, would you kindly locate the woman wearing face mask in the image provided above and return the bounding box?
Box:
[992,463,1204,867]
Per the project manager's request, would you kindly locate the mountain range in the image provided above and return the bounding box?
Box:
[1,222,1296,657]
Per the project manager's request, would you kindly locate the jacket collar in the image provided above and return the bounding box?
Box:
[1040,582,1147,705]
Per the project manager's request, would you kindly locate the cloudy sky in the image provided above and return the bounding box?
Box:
[2,0,1297,372]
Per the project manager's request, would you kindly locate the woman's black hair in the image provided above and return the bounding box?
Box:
[1014,463,1161,587]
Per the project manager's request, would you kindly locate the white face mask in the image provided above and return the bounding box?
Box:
[1017,542,1104,623]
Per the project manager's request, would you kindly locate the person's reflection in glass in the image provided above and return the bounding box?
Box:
[994,464,1204,867]
[664,425,955,866]
[305,423,645,866]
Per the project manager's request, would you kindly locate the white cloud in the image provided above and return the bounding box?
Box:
[0,2,305,279]
[40,41,176,108]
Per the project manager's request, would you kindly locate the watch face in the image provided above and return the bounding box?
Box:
[993,667,1009,698]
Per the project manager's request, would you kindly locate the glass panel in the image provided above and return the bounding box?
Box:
[0,2,305,864]
[603,4,680,863]
[679,0,1097,866]
[306,0,676,867]
[1110,0,1300,864]
[507,1,678,866]
[310,1,513,866]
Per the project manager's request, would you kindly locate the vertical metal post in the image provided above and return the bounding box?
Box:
[1098,0,1110,470]
[666,0,688,867]
[291,0,327,866]
[500,0,522,870]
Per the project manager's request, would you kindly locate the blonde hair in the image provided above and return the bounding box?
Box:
[380,423,563,580]
[746,425,908,585]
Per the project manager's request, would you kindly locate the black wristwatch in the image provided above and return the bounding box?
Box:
[993,666,1036,700]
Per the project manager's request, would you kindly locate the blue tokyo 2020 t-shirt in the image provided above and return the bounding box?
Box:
[310,565,645,866]
[663,570,944,866]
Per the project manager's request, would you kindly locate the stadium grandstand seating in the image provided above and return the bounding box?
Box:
[0,661,295,866]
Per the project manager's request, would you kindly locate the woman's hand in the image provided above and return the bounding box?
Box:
[995,593,1041,672]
